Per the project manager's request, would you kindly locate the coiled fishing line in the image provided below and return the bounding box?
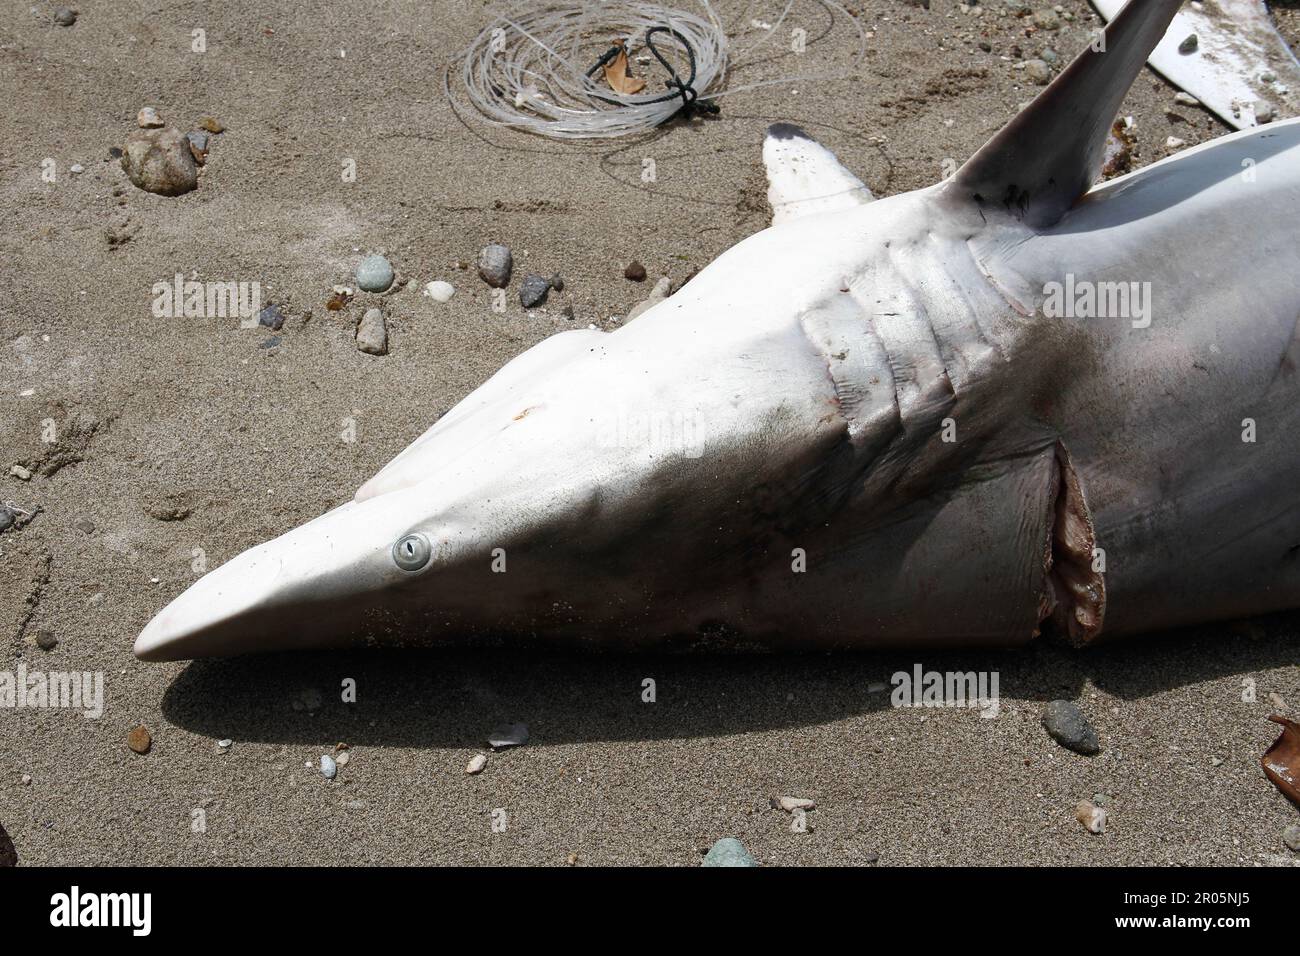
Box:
[455,0,866,140]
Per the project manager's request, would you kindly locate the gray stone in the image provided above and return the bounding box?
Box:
[487,723,528,749]
[1042,700,1101,755]
[54,7,77,27]
[35,630,57,652]
[137,106,164,129]
[1255,100,1276,124]
[702,838,758,867]
[0,507,14,533]
[1024,59,1052,86]
[185,130,209,165]
[549,274,565,293]
[1284,823,1300,852]
[356,308,388,355]
[1178,34,1198,54]
[477,244,513,288]
[624,260,647,282]
[355,255,394,293]
[519,274,550,308]
[1032,10,1059,30]
[320,754,337,779]
[257,303,285,330]
[120,126,198,196]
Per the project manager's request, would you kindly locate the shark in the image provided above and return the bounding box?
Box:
[135,0,1300,662]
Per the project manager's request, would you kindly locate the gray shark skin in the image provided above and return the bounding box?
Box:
[135,0,1300,662]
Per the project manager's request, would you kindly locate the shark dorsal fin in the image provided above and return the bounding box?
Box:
[944,0,1184,228]
[763,123,874,226]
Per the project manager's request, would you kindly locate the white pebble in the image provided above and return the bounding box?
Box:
[70,163,84,174]
[21,774,32,786]
[776,796,815,812]
[320,754,337,779]
[335,751,350,768]
[466,753,487,774]
[1166,136,1186,148]
[424,280,455,303]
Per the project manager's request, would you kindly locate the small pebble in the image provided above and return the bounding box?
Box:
[466,753,487,774]
[1032,10,1059,30]
[624,261,647,282]
[356,308,388,355]
[257,303,285,331]
[127,725,152,755]
[424,280,455,302]
[1174,91,1200,106]
[1041,700,1101,755]
[1024,59,1052,85]
[487,723,529,749]
[137,106,164,129]
[1166,136,1186,148]
[0,508,14,532]
[477,243,513,288]
[10,465,32,481]
[1178,34,1198,54]
[355,255,394,293]
[199,117,225,134]
[21,774,32,786]
[70,163,84,174]
[1255,101,1276,124]
[320,754,337,779]
[217,739,232,751]
[775,796,815,812]
[335,751,350,768]
[1076,799,1107,834]
[978,41,992,52]
[54,7,77,26]
[185,130,209,165]
[73,518,95,534]
[259,336,281,350]
[549,274,565,293]
[35,630,57,652]
[519,274,550,308]
[702,838,758,867]
[1284,823,1300,852]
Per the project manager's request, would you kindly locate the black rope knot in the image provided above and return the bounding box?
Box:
[586,25,719,124]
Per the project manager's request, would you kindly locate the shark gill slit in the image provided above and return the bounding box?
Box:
[1041,440,1106,645]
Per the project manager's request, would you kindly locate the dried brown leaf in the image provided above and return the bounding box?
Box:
[602,42,645,96]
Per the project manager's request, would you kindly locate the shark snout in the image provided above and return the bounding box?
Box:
[133,497,416,661]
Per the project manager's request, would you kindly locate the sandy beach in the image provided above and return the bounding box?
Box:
[2,0,1299,866]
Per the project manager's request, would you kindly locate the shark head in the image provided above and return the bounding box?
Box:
[136,0,1192,661]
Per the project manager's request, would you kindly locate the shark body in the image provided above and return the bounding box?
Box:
[136,0,1300,662]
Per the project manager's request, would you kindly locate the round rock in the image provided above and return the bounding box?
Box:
[1284,823,1300,852]
[424,280,455,303]
[320,754,337,779]
[120,127,198,196]
[355,255,394,293]
[1041,700,1101,755]
[1024,59,1052,86]
[702,838,758,867]
[624,260,647,282]
[127,725,152,754]
[54,7,77,26]
[477,244,513,288]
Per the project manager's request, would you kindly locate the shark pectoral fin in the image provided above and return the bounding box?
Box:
[1091,0,1300,130]
[943,0,1183,228]
[763,123,874,226]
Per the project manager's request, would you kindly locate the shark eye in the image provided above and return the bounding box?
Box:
[392,533,432,572]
